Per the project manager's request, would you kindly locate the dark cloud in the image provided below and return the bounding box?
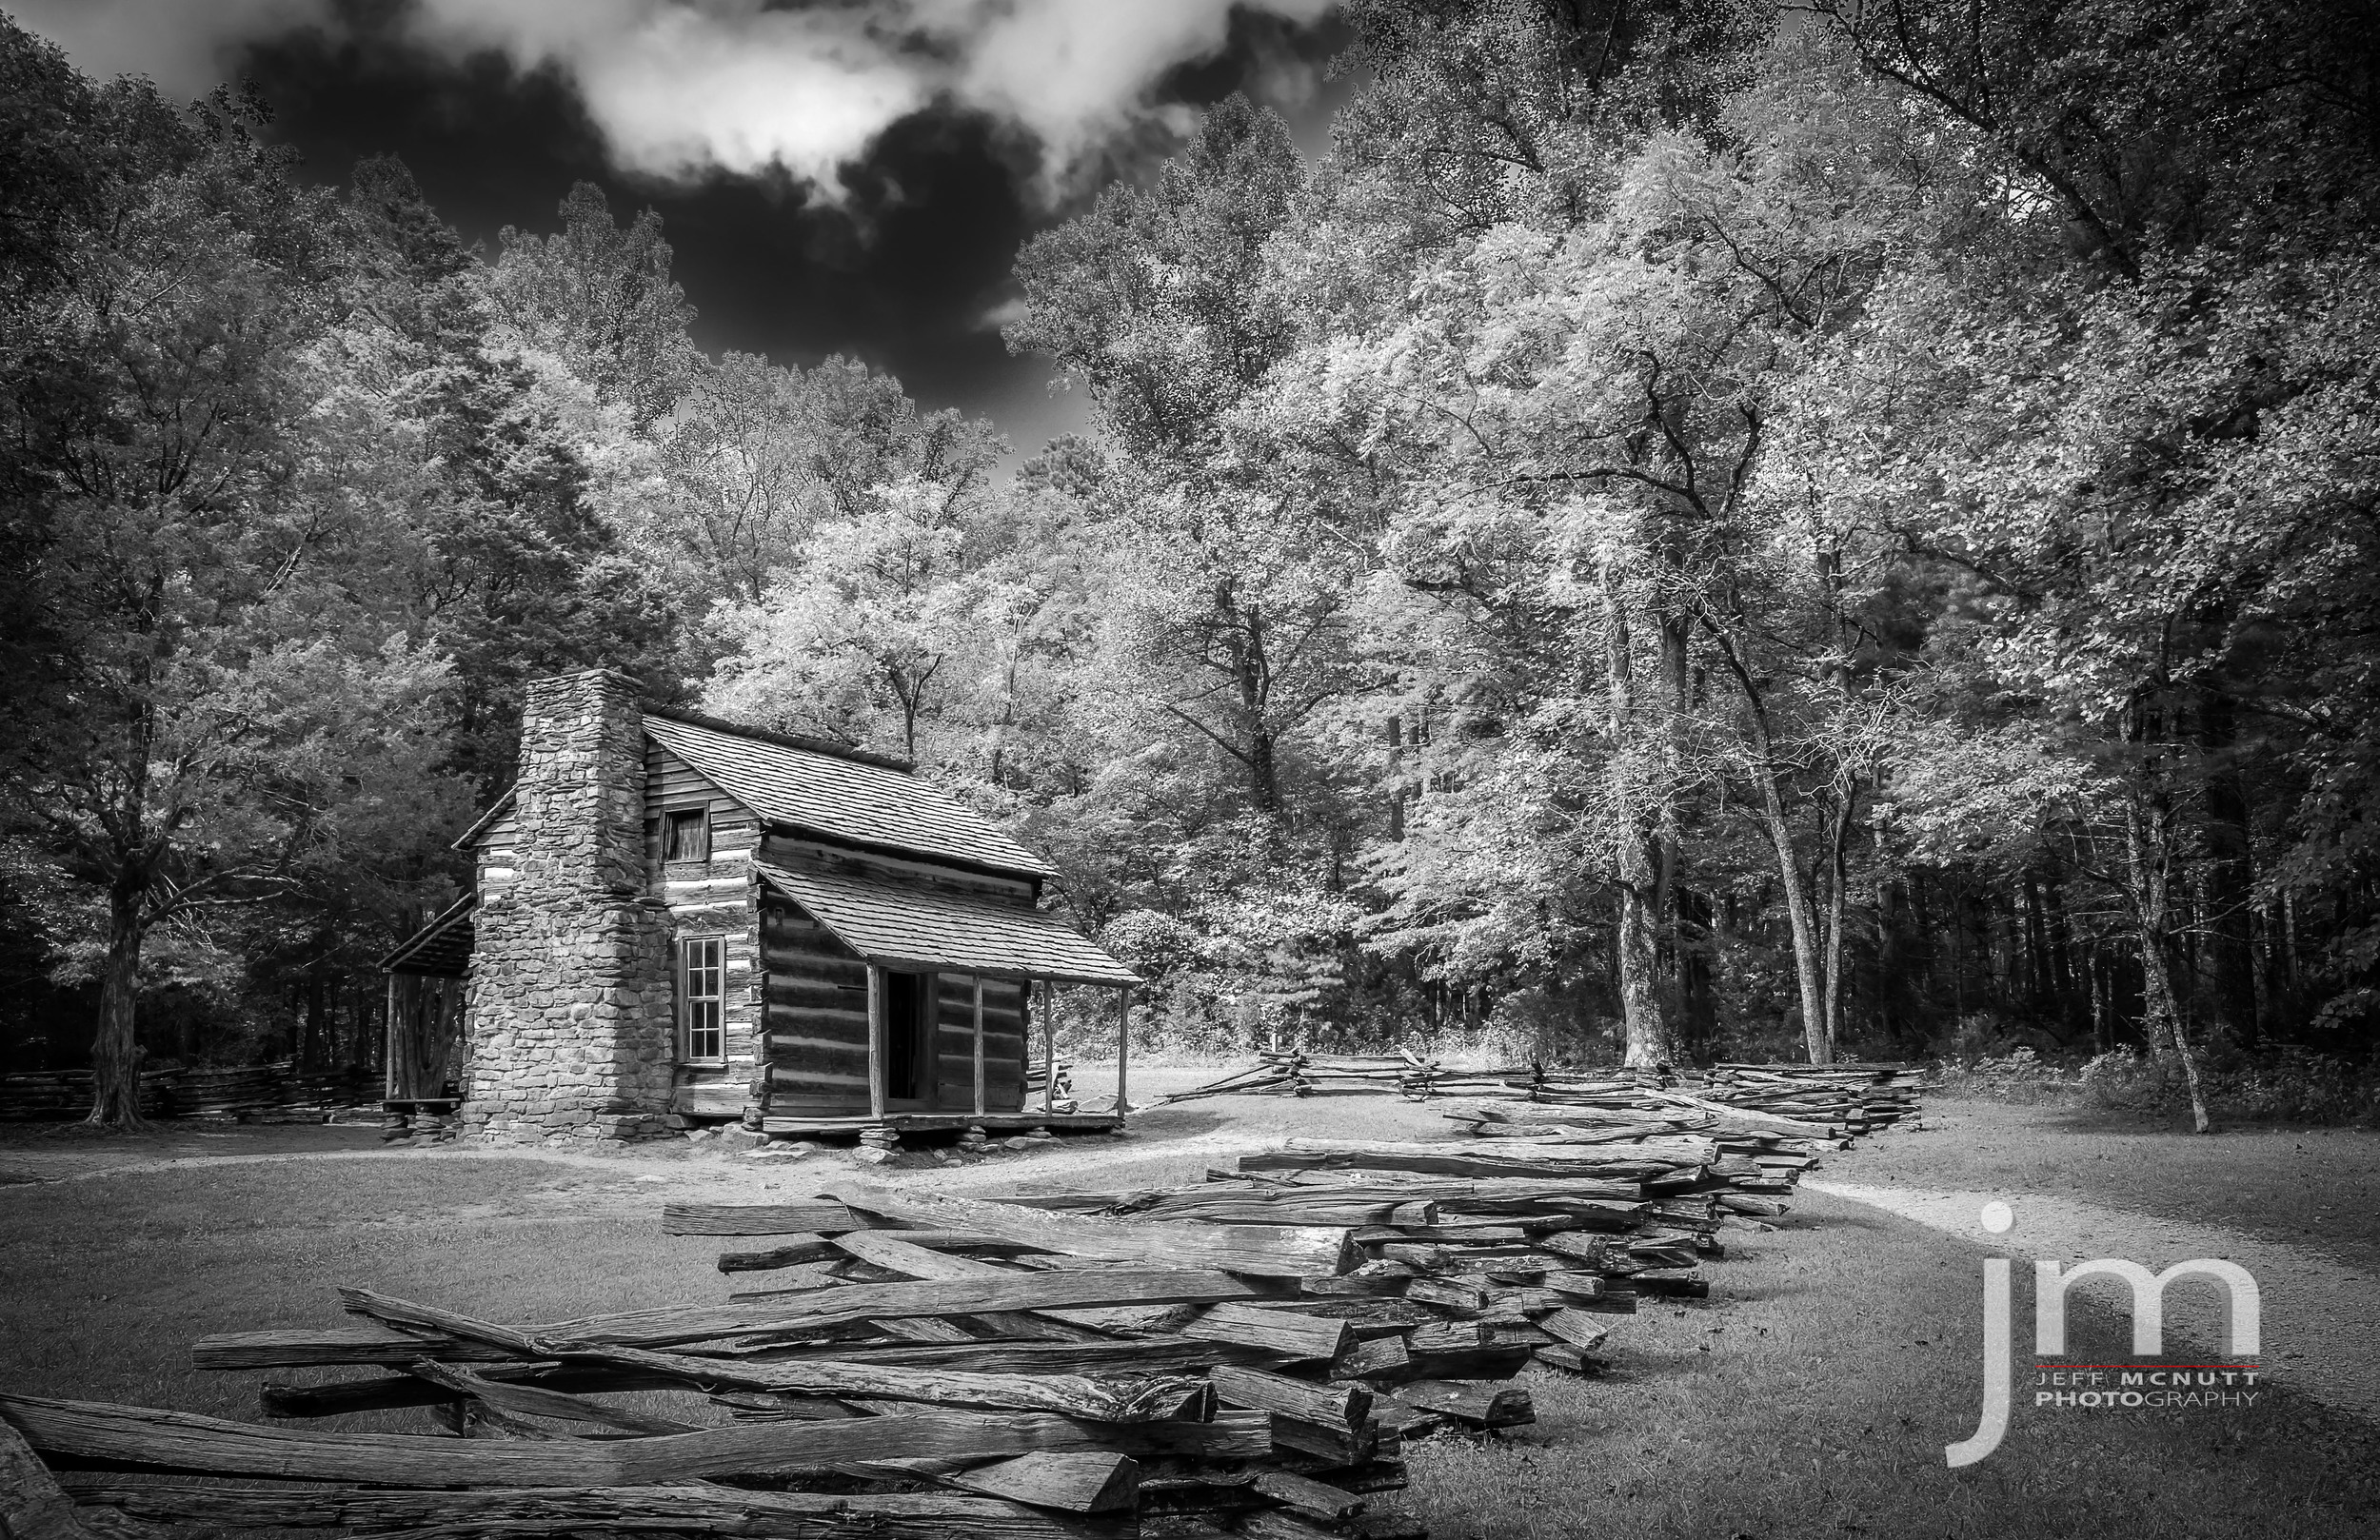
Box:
[13,0,1352,458]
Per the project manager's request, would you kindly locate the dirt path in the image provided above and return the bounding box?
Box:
[1804,1179,2379,1421]
[0,1066,1426,1199]
[1808,1094,2380,1425]
[1822,1094,2380,1273]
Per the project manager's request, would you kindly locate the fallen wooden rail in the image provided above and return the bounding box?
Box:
[26,1073,1920,1540]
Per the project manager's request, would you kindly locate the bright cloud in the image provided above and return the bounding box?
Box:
[12,0,1335,196]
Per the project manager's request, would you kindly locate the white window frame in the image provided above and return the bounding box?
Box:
[679,935,726,1064]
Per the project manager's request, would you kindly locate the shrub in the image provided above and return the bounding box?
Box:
[1932,1044,2081,1102]
[2081,1045,2380,1126]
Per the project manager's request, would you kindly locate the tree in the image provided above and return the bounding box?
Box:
[487,183,698,429]
[648,351,1006,621]
[1090,480,1360,823]
[709,476,1008,762]
[656,352,830,606]
[1009,95,1303,466]
[329,160,685,789]
[1009,97,1367,835]
[1245,14,1874,1067]
[0,77,457,1121]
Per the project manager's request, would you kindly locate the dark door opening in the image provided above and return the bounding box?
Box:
[882,971,933,1106]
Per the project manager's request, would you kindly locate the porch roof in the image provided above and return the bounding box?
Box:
[755,862,1139,988]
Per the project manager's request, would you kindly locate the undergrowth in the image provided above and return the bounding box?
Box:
[1934,1042,2380,1127]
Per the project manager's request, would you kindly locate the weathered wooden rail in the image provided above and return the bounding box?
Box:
[6,1076,1916,1540]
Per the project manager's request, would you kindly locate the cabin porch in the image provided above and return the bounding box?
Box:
[377,895,474,1116]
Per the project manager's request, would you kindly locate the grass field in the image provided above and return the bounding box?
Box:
[2,1091,2374,1539]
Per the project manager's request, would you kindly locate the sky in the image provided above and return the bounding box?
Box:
[10,0,1355,458]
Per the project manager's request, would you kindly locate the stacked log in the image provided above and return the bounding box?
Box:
[1161,1053,1532,1103]
[1162,1056,1923,1136]
[0,1067,176,1120]
[987,1128,1806,1365]
[0,1061,381,1123]
[178,1064,299,1118]
[26,1189,1421,1540]
[668,1183,1420,1536]
[173,1062,380,1121]
[1512,1065,1922,1137]
[16,1117,1870,1540]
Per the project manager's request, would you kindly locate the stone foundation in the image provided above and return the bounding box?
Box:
[461,670,676,1144]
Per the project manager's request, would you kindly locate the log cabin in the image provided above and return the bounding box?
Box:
[378,669,1137,1143]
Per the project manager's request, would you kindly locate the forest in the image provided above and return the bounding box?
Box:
[3,1,2376,1130]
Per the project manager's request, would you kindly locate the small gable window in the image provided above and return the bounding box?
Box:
[664,808,710,863]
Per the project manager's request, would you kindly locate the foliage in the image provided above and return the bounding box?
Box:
[2083,1046,2380,1128]
[8,1,2380,1119]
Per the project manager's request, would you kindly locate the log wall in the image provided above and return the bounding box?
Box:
[934,974,1029,1113]
[645,742,763,1116]
[473,807,521,896]
[758,898,872,1116]
[637,746,1047,1123]
[757,836,1037,908]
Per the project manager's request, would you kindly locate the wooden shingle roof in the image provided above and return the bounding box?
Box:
[378,894,476,977]
[756,863,1138,987]
[645,712,1057,879]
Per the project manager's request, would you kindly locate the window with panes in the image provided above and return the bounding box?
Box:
[679,937,725,1062]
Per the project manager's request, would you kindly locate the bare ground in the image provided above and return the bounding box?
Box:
[4,1074,2378,1538]
[1807,1094,2380,1425]
[1821,1095,2380,1273]
[0,1064,1429,1198]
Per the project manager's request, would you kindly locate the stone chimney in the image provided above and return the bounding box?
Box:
[460,669,673,1142]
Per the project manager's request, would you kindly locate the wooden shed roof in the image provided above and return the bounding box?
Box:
[755,862,1138,987]
[645,711,1057,880]
[379,894,475,977]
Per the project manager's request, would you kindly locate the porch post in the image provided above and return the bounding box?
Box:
[971,975,986,1117]
[1116,986,1131,1116]
[383,974,400,1100]
[866,965,886,1122]
[1041,978,1055,1114]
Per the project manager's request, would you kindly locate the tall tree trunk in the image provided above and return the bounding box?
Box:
[1820,844,1849,1057]
[1877,880,1904,1045]
[311,963,336,1072]
[1651,614,1704,1045]
[1601,570,1677,1068]
[1653,616,1690,960]
[1227,597,1285,820]
[1676,886,1717,1058]
[1615,859,1669,1067]
[2197,694,2259,1048]
[1247,729,1282,819]
[2126,787,2212,1134]
[2043,878,2084,1040]
[1819,774,1856,1056]
[1757,795,1832,1065]
[1949,883,1967,1022]
[2089,943,2110,1053]
[1716,634,1831,1064]
[89,880,148,1127]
